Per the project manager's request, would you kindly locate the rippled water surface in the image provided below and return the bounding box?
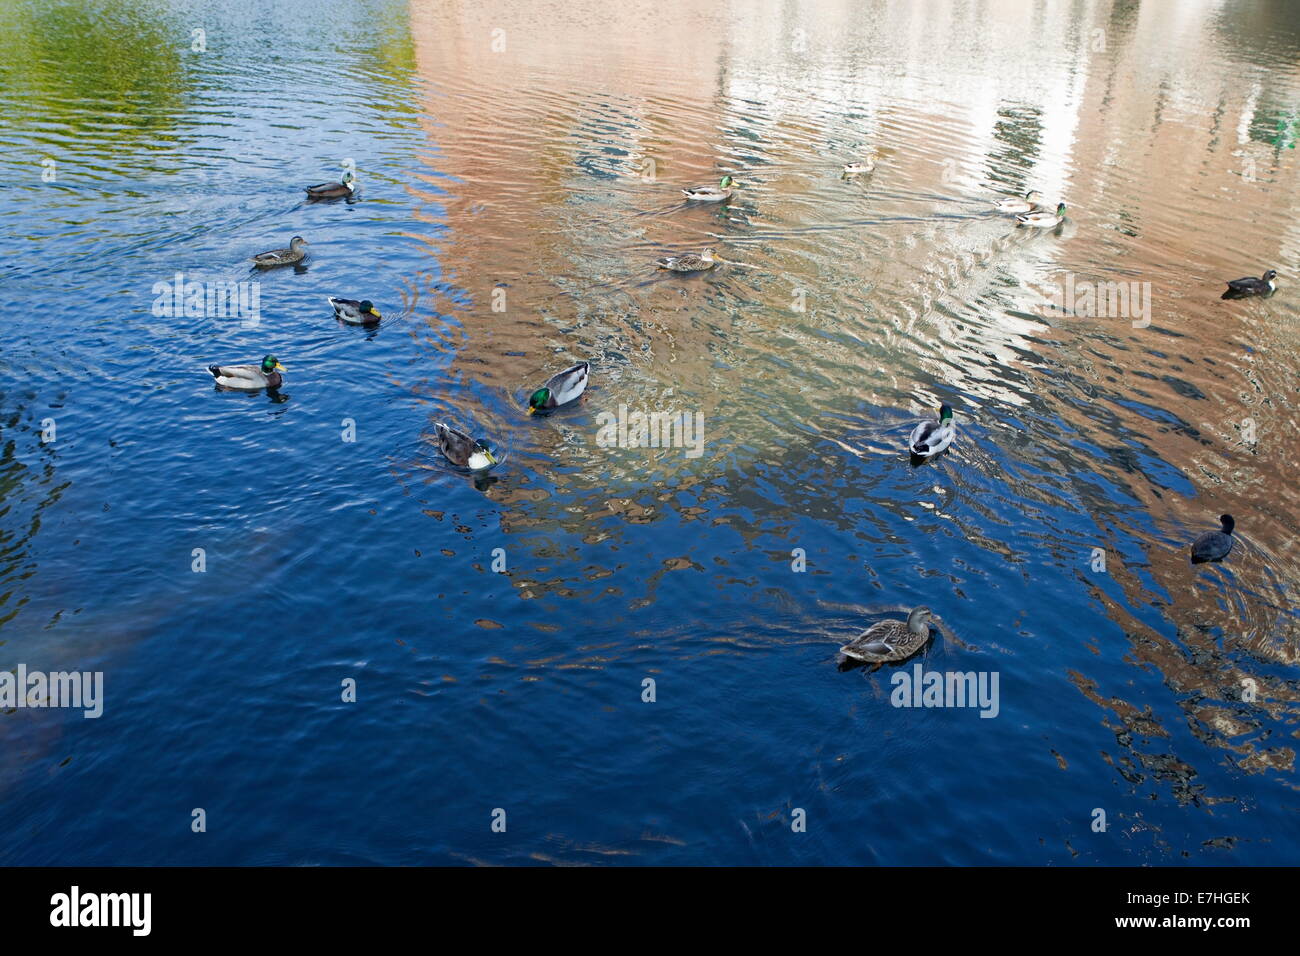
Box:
[2,0,1299,865]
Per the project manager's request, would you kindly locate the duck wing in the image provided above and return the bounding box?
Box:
[208,363,268,389]
[328,296,362,319]
[208,363,258,379]
[305,181,347,198]
[545,362,590,405]
[1191,530,1233,563]
[910,420,937,452]
[434,422,474,466]
[841,620,909,661]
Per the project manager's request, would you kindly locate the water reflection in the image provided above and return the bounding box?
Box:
[408,0,1300,829]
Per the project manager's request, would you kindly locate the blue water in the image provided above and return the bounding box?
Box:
[2,0,1299,865]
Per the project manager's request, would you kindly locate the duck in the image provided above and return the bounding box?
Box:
[656,247,716,272]
[840,607,933,664]
[434,422,498,470]
[994,190,1043,213]
[327,296,382,325]
[527,361,590,415]
[208,355,285,390]
[843,153,876,175]
[909,404,955,457]
[1016,202,1066,228]
[1222,270,1277,299]
[682,175,735,202]
[1191,514,1235,564]
[251,236,308,268]
[305,170,357,199]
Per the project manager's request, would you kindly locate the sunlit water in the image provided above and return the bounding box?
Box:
[2,0,1298,865]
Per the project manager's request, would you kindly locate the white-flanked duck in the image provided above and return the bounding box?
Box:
[527,362,590,415]
[909,404,955,458]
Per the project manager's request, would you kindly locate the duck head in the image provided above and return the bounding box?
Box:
[260,355,285,374]
[343,170,356,190]
[907,606,933,634]
[289,236,307,251]
[939,403,953,423]
[526,387,550,415]
[473,439,498,467]
[359,299,381,318]
[719,175,735,189]
[1219,514,1235,535]
[1262,270,1277,282]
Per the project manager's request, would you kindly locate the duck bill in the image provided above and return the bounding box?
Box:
[526,406,536,416]
[369,309,381,318]
[485,451,498,465]
[274,363,286,371]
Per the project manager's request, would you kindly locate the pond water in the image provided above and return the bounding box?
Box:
[2,0,1298,865]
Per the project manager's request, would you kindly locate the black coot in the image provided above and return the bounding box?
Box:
[1191,514,1235,564]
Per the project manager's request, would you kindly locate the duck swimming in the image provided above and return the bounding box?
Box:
[327,297,382,325]
[1222,270,1277,299]
[305,170,357,200]
[995,190,1042,213]
[909,404,955,458]
[1016,202,1066,228]
[682,175,735,202]
[1191,514,1235,564]
[252,236,308,268]
[656,248,716,272]
[208,355,285,391]
[434,423,498,470]
[527,362,590,415]
[840,607,933,665]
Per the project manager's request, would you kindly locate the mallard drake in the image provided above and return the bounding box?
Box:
[682,175,735,202]
[305,170,357,199]
[252,236,308,267]
[527,361,589,415]
[434,422,498,470]
[208,355,285,390]
[840,607,933,664]
[1016,202,1066,228]
[994,190,1042,213]
[1222,270,1277,299]
[1191,514,1235,564]
[909,404,955,457]
[656,247,716,272]
[327,296,382,324]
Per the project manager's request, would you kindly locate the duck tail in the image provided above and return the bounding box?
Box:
[207,365,222,378]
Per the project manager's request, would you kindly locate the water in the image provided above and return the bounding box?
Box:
[2,0,1298,865]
